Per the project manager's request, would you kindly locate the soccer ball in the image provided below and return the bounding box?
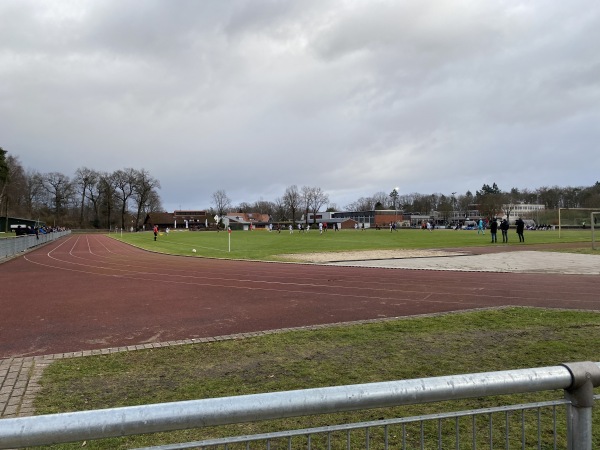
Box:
[192,249,197,253]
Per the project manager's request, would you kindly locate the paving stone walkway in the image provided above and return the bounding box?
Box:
[0,357,47,418]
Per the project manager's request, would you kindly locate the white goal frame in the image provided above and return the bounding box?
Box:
[593,212,600,250]
[558,207,600,238]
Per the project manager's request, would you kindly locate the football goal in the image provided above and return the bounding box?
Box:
[558,208,600,250]
[558,208,599,235]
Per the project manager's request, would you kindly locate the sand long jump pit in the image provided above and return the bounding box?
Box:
[279,249,467,263]
[280,249,600,275]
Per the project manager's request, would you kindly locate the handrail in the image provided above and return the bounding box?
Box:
[2,362,599,448]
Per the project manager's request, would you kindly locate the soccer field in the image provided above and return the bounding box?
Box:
[113,227,593,261]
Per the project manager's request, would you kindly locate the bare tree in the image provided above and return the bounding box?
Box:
[74,167,99,228]
[252,199,275,216]
[211,189,231,217]
[24,170,45,217]
[0,147,10,215]
[82,171,103,228]
[98,172,117,229]
[144,190,163,214]
[235,202,252,213]
[372,191,390,209]
[302,186,329,224]
[3,155,28,217]
[282,185,301,224]
[42,172,74,225]
[272,196,288,221]
[346,197,375,212]
[436,194,453,223]
[300,185,314,224]
[132,169,161,230]
[113,168,137,229]
[536,186,561,209]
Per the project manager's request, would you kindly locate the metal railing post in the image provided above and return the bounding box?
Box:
[561,362,600,450]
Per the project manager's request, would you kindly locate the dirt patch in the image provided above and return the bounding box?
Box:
[278,249,466,263]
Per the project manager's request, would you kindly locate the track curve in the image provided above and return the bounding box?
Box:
[1,234,598,358]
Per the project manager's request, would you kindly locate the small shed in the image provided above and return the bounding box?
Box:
[0,216,44,234]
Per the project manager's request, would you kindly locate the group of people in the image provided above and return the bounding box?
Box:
[419,220,435,231]
[289,222,339,234]
[488,217,525,243]
[14,225,62,238]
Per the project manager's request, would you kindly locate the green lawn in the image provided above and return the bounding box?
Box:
[112,227,596,260]
[35,307,600,449]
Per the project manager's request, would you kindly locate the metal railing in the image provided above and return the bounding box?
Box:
[0,361,599,449]
[0,230,71,259]
[140,399,585,449]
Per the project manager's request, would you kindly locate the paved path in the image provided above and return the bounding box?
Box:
[1,235,599,418]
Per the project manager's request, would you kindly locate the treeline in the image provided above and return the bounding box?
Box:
[3,146,599,229]
[346,183,600,216]
[226,182,600,222]
[0,148,161,229]
[211,186,329,225]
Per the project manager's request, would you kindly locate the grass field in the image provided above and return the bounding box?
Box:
[35,307,600,449]
[112,227,596,260]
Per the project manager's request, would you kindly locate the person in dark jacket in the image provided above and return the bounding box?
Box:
[515,217,525,242]
[489,218,498,243]
[500,219,509,243]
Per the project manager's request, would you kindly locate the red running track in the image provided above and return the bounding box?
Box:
[1,234,598,358]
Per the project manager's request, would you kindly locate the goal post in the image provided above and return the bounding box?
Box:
[593,212,600,250]
[558,207,600,239]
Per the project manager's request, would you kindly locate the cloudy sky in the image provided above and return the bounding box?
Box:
[2,0,599,212]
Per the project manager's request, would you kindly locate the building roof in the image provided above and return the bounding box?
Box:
[144,212,174,225]
[224,212,271,223]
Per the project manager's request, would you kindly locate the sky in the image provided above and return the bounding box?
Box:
[1,0,599,212]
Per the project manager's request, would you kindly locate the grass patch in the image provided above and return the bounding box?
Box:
[35,307,600,449]
[112,228,596,261]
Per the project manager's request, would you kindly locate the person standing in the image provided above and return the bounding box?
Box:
[500,219,509,243]
[477,219,485,235]
[489,218,498,243]
[153,225,158,241]
[516,217,525,242]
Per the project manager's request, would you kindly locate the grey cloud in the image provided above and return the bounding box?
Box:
[1,0,599,211]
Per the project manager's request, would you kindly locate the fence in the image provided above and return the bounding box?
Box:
[0,230,71,259]
[0,361,599,449]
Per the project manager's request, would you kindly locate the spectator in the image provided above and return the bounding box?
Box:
[500,219,509,243]
[489,219,498,243]
[516,217,525,242]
